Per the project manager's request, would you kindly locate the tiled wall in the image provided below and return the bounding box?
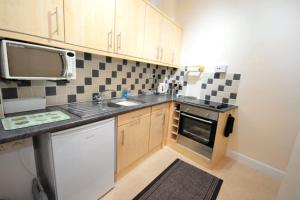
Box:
[198,73,241,104]
[156,66,241,104]
[0,51,241,114]
[0,52,174,106]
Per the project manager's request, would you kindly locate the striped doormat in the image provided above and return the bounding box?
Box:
[133,159,223,200]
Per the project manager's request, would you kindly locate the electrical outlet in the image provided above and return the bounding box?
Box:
[215,65,228,73]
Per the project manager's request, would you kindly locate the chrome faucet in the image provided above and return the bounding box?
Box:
[93,90,116,103]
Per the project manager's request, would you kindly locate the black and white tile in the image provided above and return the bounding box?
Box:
[0,52,167,106]
[0,51,241,108]
[156,65,241,104]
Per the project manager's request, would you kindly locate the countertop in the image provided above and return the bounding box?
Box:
[0,94,237,144]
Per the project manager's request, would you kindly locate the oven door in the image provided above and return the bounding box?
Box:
[179,112,217,148]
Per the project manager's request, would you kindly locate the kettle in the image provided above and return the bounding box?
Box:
[157,83,168,94]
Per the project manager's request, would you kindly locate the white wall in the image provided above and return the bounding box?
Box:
[161,0,300,171]
[277,129,300,200]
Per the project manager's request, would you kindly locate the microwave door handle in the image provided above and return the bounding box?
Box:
[59,53,67,76]
[181,113,213,124]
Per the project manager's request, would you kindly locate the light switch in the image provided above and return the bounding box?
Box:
[215,65,228,73]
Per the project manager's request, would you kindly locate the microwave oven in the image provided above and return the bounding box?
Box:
[0,40,76,80]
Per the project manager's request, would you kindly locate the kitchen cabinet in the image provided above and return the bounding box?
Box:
[143,4,182,66]
[173,27,182,66]
[64,0,115,52]
[143,5,163,62]
[117,104,170,176]
[0,0,182,68]
[0,0,64,41]
[115,0,146,58]
[160,18,176,64]
[149,108,166,151]
[117,110,151,173]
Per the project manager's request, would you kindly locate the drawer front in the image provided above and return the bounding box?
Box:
[151,103,169,112]
[118,107,151,126]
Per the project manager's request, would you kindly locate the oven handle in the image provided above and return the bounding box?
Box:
[181,113,213,124]
[183,130,209,144]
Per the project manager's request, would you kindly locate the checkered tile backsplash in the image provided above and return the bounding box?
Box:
[199,72,241,104]
[0,51,241,109]
[156,66,241,105]
[0,52,169,106]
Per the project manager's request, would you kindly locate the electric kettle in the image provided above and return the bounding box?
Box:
[157,83,168,94]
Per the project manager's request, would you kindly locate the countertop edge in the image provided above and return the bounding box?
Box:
[0,97,238,144]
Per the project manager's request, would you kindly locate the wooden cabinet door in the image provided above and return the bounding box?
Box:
[0,0,64,41]
[173,27,182,66]
[160,18,176,64]
[143,5,162,61]
[149,109,166,150]
[64,0,115,52]
[117,115,150,173]
[115,0,146,57]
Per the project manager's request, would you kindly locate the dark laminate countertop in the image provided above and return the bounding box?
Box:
[0,94,237,144]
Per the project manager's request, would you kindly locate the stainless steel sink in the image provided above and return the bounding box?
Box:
[108,99,144,107]
[60,98,145,118]
[101,101,122,108]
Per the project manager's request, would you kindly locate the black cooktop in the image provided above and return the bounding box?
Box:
[177,96,230,110]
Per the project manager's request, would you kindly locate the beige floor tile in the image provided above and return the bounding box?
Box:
[100,146,281,200]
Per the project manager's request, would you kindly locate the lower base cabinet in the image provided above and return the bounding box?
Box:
[117,114,150,173]
[149,108,166,151]
[116,103,169,175]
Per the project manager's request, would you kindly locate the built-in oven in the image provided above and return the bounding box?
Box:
[178,104,219,157]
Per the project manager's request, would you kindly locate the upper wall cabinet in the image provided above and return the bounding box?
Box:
[0,0,64,41]
[160,18,176,64]
[173,27,182,67]
[143,4,182,66]
[143,5,163,62]
[115,0,146,58]
[0,0,182,68]
[64,0,115,52]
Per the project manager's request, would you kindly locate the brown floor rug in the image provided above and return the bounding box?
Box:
[133,159,223,200]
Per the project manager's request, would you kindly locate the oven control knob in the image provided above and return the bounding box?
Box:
[186,108,190,112]
[206,113,209,117]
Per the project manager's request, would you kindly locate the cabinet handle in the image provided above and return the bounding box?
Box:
[55,7,59,35]
[117,33,122,50]
[160,48,163,60]
[121,130,125,145]
[163,115,165,126]
[156,47,160,60]
[108,30,112,50]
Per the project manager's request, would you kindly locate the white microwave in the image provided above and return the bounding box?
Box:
[0,40,76,80]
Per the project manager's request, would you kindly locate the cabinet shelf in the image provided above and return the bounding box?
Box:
[170,134,177,141]
[172,124,178,128]
[171,131,178,136]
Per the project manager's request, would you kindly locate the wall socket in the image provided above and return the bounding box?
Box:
[215,65,228,73]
